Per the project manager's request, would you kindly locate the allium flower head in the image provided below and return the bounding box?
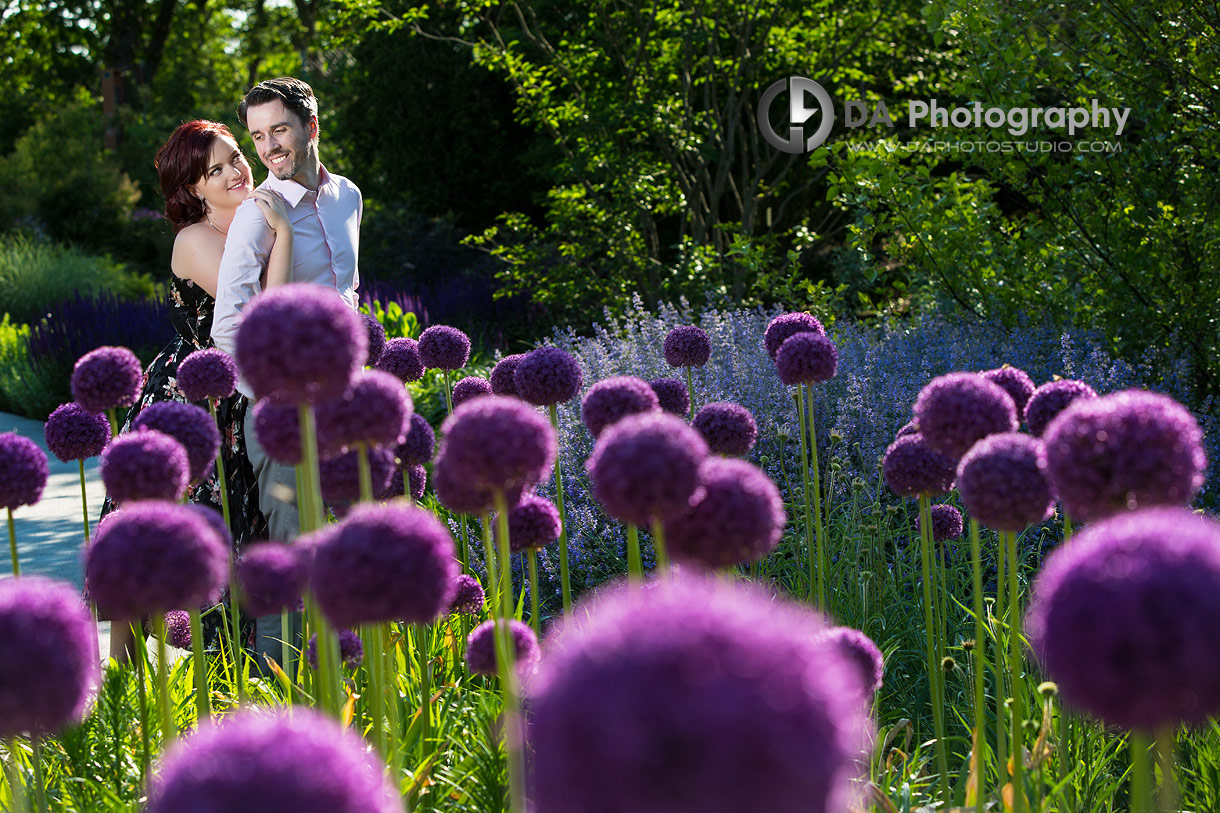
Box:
[981,365,1036,419]
[164,610,192,649]
[236,284,366,403]
[649,377,689,415]
[896,420,919,438]
[586,411,708,526]
[916,504,964,541]
[377,464,427,502]
[451,376,493,409]
[914,372,1018,459]
[581,376,660,438]
[0,576,98,739]
[44,403,110,462]
[490,353,526,396]
[236,543,307,617]
[177,349,238,401]
[315,369,412,457]
[0,433,49,509]
[310,503,458,627]
[957,433,1055,532]
[85,501,229,620]
[817,627,884,699]
[319,447,395,504]
[187,504,232,550]
[71,346,142,412]
[100,429,190,504]
[692,401,758,457]
[1025,379,1097,437]
[529,576,866,813]
[399,413,435,466]
[307,629,364,670]
[883,433,956,497]
[664,458,785,569]
[764,312,826,360]
[449,574,485,615]
[361,312,387,367]
[1027,507,1220,731]
[663,325,712,368]
[465,619,539,677]
[507,493,562,553]
[514,347,583,406]
[252,398,302,465]
[1043,389,1206,522]
[376,337,424,382]
[146,709,402,813]
[436,395,556,497]
[134,401,221,485]
[432,461,522,516]
[418,325,470,370]
[775,332,839,386]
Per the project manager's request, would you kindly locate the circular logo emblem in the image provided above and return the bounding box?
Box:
[757,76,835,154]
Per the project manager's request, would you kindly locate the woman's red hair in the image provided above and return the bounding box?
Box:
[155,120,237,233]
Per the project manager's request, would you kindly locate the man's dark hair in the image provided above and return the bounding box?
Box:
[238,77,318,131]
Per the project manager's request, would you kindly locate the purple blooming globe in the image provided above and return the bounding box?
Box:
[883,433,956,498]
[916,504,964,542]
[236,283,367,403]
[399,413,435,466]
[514,346,583,406]
[315,369,413,457]
[376,337,424,382]
[361,312,387,367]
[0,577,99,739]
[418,324,471,370]
[775,332,839,386]
[451,376,493,409]
[146,709,402,813]
[307,629,364,669]
[649,377,689,416]
[764,312,825,360]
[466,618,540,677]
[818,626,884,699]
[1025,379,1097,437]
[44,403,109,462]
[319,446,396,504]
[100,429,190,505]
[177,349,238,402]
[1027,507,1220,731]
[252,398,303,465]
[663,324,712,367]
[490,353,526,396]
[981,365,1036,419]
[436,395,556,497]
[692,401,758,457]
[0,432,49,510]
[957,433,1055,533]
[449,574,485,615]
[164,610,192,649]
[507,493,562,553]
[528,576,866,813]
[1043,389,1206,522]
[236,543,308,617]
[914,372,1018,460]
[664,457,785,570]
[71,345,142,413]
[581,376,660,438]
[134,401,221,485]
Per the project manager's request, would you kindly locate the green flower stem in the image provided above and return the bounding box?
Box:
[189,609,210,724]
[385,622,403,778]
[4,738,29,813]
[684,365,696,418]
[527,549,541,635]
[208,405,243,704]
[132,622,151,789]
[626,524,642,581]
[650,519,669,576]
[794,388,816,606]
[357,443,373,503]
[918,495,950,803]
[1007,531,1024,813]
[969,519,987,813]
[30,737,46,813]
[280,608,294,695]
[106,408,119,438]
[362,624,386,758]
[546,404,572,613]
[416,622,432,759]
[7,508,19,576]
[151,614,175,742]
[78,459,91,544]
[1063,511,1074,542]
[1131,731,1153,813]
[482,516,500,618]
[299,403,342,717]
[493,491,526,813]
[804,384,827,612]
[1156,726,1177,813]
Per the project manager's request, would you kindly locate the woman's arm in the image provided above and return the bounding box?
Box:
[251,189,294,289]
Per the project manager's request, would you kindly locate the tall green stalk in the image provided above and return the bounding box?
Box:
[969,519,987,813]
[4,738,29,813]
[78,460,91,544]
[29,737,46,813]
[1156,726,1178,813]
[208,400,242,703]
[132,624,151,789]
[626,524,642,580]
[151,615,175,742]
[7,508,19,577]
[650,519,669,576]
[527,549,541,634]
[803,384,828,611]
[546,403,572,613]
[493,491,527,813]
[794,389,817,605]
[918,495,951,803]
[684,365,696,418]
[1131,732,1153,813]
[1007,531,1024,813]
[363,623,386,757]
[994,527,1007,785]
[189,609,210,723]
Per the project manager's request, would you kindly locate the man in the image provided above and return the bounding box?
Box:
[211,77,362,664]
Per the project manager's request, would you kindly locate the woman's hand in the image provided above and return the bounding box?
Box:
[249,189,292,237]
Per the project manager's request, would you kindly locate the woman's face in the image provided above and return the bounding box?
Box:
[190,135,254,211]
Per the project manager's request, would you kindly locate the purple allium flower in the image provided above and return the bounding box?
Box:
[236,543,307,618]
[1027,507,1220,731]
[663,325,712,368]
[913,372,1018,459]
[71,345,142,413]
[586,412,708,527]
[315,370,412,458]
[85,501,229,620]
[915,504,964,541]
[507,493,562,553]
[375,337,424,382]
[692,401,758,457]
[319,446,396,505]
[407,464,427,500]
[164,610,192,649]
[361,312,387,367]
[763,312,826,360]
[306,629,364,670]
[514,347,584,406]
[252,398,302,465]
[418,325,471,370]
[432,461,522,516]
[775,332,839,386]
[436,396,556,497]
[187,504,233,550]
[0,433,49,509]
[981,365,1036,419]
[378,464,427,502]
[177,349,238,402]
[465,618,540,677]
[99,429,190,505]
[882,433,956,498]
[0,577,98,740]
[235,283,366,403]
[451,376,493,409]
[44,403,109,462]
[528,576,866,813]
[1043,390,1206,522]
[146,708,402,813]
[490,353,527,396]
[649,377,690,416]
[1025,379,1098,437]
[449,574,485,615]
[310,503,458,628]
[664,458,785,569]
[399,413,435,466]
[896,420,919,438]
[956,433,1055,532]
[817,626,884,699]
[134,401,221,485]
[581,376,660,438]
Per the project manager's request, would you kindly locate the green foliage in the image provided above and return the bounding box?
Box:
[0,235,153,324]
[363,299,422,340]
[0,315,60,418]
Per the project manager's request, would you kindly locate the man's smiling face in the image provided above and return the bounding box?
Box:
[246,98,316,184]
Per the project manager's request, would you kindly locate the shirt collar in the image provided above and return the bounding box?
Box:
[262,164,333,207]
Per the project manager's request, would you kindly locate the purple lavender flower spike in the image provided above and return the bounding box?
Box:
[376,337,425,382]
[692,401,759,457]
[418,325,471,370]
[775,332,839,386]
[914,372,1017,459]
[146,709,402,813]
[883,433,956,498]
[1043,389,1206,522]
[528,576,867,813]
[465,618,539,677]
[915,504,964,541]
[315,369,413,458]
[817,626,884,699]
[1025,379,1097,437]
[99,429,190,505]
[310,503,458,628]
[252,397,303,465]
[71,345,142,413]
[44,403,110,462]
[0,577,99,739]
[664,457,785,569]
[177,349,238,402]
[0,433,49,509]
[307,628,364,669]
[449,574,485,615]
[361,312,387,367]
[763,312,826,360]
[236,283,366,403]
[85,501,229,620]
[236,543,307,618]
[981,365,1036,419]
[135,401,221,485]
[957,432,1055,532]
[649,377,690,416]
[663,324,712,368]
[507,493,562,553]
[451,376,494,409]
[1027,507,1220,731]
[586,411,708,527]
[319,446,396,504]
[581,376,660,438]
[436,395,557,495]
[490,353,527,396]
[164,610,192,649]
[514,346,583,406]
[399,413,435,466]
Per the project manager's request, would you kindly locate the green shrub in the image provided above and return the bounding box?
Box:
[0,314,60,418]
